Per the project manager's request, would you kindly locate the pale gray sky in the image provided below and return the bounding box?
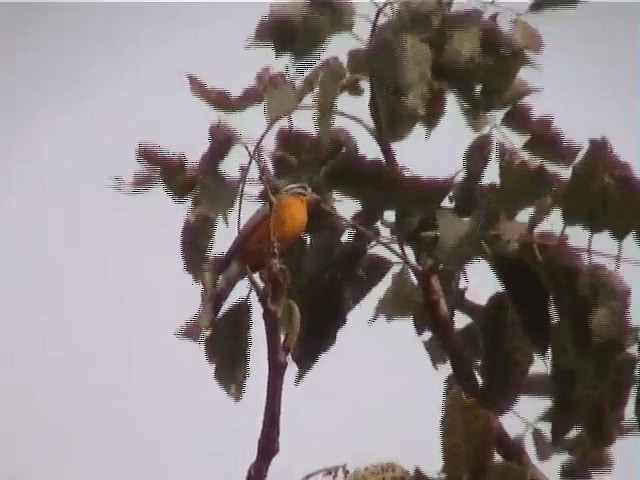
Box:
[1,2,638,480]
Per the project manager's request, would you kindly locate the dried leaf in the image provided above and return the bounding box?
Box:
[136,144,197,201]
[368,21,433,142]
[204,299,251,402]
[251,0,355,60]
[280,299,301,351]
[421,80,447,135]
[256,68,300,123]
[340,75,364,96]
[512,18,544,53]
[497,77,540,109]
[464,133,493,180]
[497,142,561,219]
[110,166,160,194]
[442,384,496,479]
[440,24,482,70]
[199,121,239,174]
[560,137,640,238]
[523,121,581,166]
[502,102,535,134]
[186,74,262,112]
[348,462,410,480]
[315,57,347,146]
[181,207,216,282]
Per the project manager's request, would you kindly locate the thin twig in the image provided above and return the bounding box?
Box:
[297,104,378,140]
[320,203,420,273]
[299,463,348,480]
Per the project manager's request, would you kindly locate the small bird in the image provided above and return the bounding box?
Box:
[176,183,321,342]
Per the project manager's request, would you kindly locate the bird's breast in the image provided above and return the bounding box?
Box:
[240,195,308,272]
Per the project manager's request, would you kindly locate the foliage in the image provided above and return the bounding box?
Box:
[114,1,638,479]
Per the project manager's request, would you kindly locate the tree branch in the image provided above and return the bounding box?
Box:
[246,259,290,480]
[418,263,548,480]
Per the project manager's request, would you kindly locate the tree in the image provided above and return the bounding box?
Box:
[113,1,639,479]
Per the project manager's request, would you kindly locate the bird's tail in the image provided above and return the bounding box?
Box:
[175,258,247,343]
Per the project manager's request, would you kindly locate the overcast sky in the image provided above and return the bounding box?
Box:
[1,2,638,480]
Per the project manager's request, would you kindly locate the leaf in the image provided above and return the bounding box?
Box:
[136,143,197,201]
[440,24,482,70]
[455,133,493,216]
[204,299,252,402]
[315,57,347,147]
[503,104,581,165]
[421,80,447,135]
[502,102,535,134]
[522,120,581,166]
[497,142,562,219]
[372,267,419,322]
[346,253,393,312]
[487,249,551,354]
[532,427,554,461]
[528,0,581,13]
[255,68,300,123]
[340,75,364,96]
[634,374,640,429]
[497,77,540,109]
[512,18,544,53]
[560,137,640,239]
[346,47,368,77]
[292,245,392,382]
[110,166,160,194]
[199,121,239,174]
[464,133,493,180]
[196,172,239,226]
[423,322,482,369]
[348,463,410,480]
[402,34,433,117]
[487,462,529,480]
[368,21,432,142]
[527,195,554,232]
[280,299,301,351]
[480,292,534,413]
[186,74,263,112]
[251,0,355,60]
[181,207,216,282]
[432,207,483,269]
[442,384,496,479]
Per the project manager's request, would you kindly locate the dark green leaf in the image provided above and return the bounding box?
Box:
[204,300,252,402]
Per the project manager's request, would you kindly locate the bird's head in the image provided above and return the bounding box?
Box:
[280,183,322,210]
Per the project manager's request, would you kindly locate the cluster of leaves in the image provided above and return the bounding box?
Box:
[115,0,639,478]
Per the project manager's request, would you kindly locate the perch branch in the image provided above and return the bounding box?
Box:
[246,259,290,480]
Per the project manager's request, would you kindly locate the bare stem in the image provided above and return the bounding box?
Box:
[246,260,289,480]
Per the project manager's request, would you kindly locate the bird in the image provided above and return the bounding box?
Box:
[176,183,321,342]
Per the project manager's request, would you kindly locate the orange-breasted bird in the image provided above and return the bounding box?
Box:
[176,183,321,342]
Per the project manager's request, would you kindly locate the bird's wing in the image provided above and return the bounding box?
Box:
[215,202,270,276]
